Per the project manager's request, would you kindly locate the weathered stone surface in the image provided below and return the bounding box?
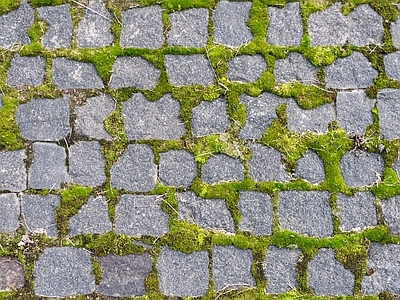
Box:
[381,195,400,235]
[212,246,255,291]
[274,52,318,85]
[97,254,153,297]
[278,191,333,237]
[227,54,266,83]
[123,93,184,140]
[308,248,354,296]
[168,8,208,47]
[120,5,164,49]
[165,54,215,86]
[17,97,70,141]
[267,2,303,46]
[238,191,272,235]
[34,247,95,297]
[0,150,26,192]
[391,4,400,49]
[156,247,209,297]
[21,194,59,237]
[377,89,400,140]
[326,52,378,89]
[394,158,400,180]
[0,257,25,291]
[0,194,19,234]
[109,56,161,89]
[201,154,244,184]
[159,150,196,187]
[0,94,3,109]
[339,150,384,188]
[213,0,253,47]
[384,51,400,82]
[115,194,169,236]
[37,4,72,49]
[7,54,45,87]
[110,144,157,192]
[177,191,234,233]
[294,150,325,184]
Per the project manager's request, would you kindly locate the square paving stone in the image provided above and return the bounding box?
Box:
[0,193,20,234]
[381,195,400,235]
[17,96,71,141]
[377,88,400,140]
[34,247,95,297]
[0,257,25,291]
[0,150,26,192]
[115,194,169,237]
[294,150,325,184]
[391,5,400,49]
[97,254,153,297]
[227,54,266,83]
[156,247,209,297]
[201,154,244,184]
[278,191,333,237]
[384,51,400,82]
[7,54,45,87]
[159,150,196,187]
[274,52,318,85]
[120,5,164,49]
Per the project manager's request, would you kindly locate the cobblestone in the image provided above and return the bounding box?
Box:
[294,150,325,184]
[377,89,400,140]
[0,150,26,192]
[0,257,25,291]
[159,150,196,187]
[0,193,19,234]
[274,52,318,85]
[381,195,400,235]
[391,4,400,49]
[7,54,45,87]
[227,54,266,83]
[201,154,244,184]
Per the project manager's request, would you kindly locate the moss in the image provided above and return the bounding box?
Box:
[28,0,65,6]
[0,0,21,14]
[0,95,25,150]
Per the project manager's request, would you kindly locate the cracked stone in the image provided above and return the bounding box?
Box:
[7,54,45,87]
[159,150,196,187]
[294,150,325,184]
[274,52,318,85]
[0,193,20,234]
[201,154,244,184]
[0,150,26,192]
[377,88,400,140]
[227,54,266,83]
[0,257,25,291]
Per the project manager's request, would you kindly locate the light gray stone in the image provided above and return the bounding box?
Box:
[381,195,400,235]
[0,150,26,192]
[0,94,3,109]
[377,88,400,140]
[201,154,244,184]
[0,257,25,291]
[159,150,196,187]
[0,193,20,234]
[294,150,325,184]
[274,52,318,85]
[7,54,45,87]
[391,4,400,50]
[227,54,266,83]
[384,51,400,82]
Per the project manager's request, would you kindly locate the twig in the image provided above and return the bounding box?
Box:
[70,0,113,23]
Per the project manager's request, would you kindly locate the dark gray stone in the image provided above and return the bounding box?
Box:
[381,195,400,235]
[294,150,325,184]
[37,4,72,49]
[192,98,231,137]
[336,192,377,232]
[156,247,209,297]
[274,52,318,85]
[227,54,266,83]
[52,58,104,89]
[16,96,70,141]
[308,248,354,296]
[165,54,215,86]
[0,257,25,291]
[213,0,253,47]
[97,254,153,297]
[391,4,400,50]
[339,150,384,188]
[120,5,164,49]
[278,191,333,237]
[239,93,286,139]
[123,93,184,140]
[159,150,196,187]
[110,144,157,192]
[21,194,59,237]
[384,51,400,82]
[7,54,45,87]
[28,142,69,190]
[377,89,400,140]
[0,150,26,192]
[177,191,234,233]
[201,154,244,184]
[109,56,161,89]
[212,246,255,291]
[34,247,95,297]
[115,194,169,236]
[248,143,290,182]
[0,193,19,234]
[265,246,300,294]
[168,8,208,47]
[326,52,378,89]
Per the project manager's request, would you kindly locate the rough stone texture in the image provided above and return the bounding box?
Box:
[265,246,300,294]
[381,195,400,235]
[37,4,72,49]
[77,0,114,48]
[110,144,157,192]
[278,191,333,237]
[326,52,378,89]
[377,89,400,140]
[238,191,272,235]
[0,94,2,109]
[339,150,384,188]
[109,56,161,89]
[391,4,400,49]
[120,6,164,49]
[34,247,95,297]
[384,51,400,82]
[394,158,400,180]
[248,143,290,182]
[201,154,244,184]
[212,246,255,291]
[74,93,114,140]
[123,93,184,140]
[21,194,60,237]
[192,98,231,137]
[17,96,70,141]
[115,194,169,236]
[239,93,286,139]
[177,191,235,233]
[0,193,20,234]
[294,150,325,184]
[97,254,153,297]
[308,248,354,296]
[213,0,253,47]
[308,3,348,46]
[0,257,25,291]
[168,8,208,47]
[159,150,196,187]
[28,142,69,190]
[336,192,377,232]
[157,247,209,297]
[274,52,318,85]
[7,54,45,87]
[52,58,104,89]
[267,2,303,46]
[227,55,266,83]
[0,150,26,192]
[165,55,215,86]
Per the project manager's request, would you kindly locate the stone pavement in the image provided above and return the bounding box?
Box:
[1,0,400,298]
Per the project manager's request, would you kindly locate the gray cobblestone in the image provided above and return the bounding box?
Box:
[201,154,243,184]
[0,150,26,192]
[159,150,196,187]
[7,54,45,87]
[381,195,400,235]
[274,52,318,85]
[377,88,400,140]
[0,193,19,234]
[294,150,325,184]
[0,257,25,291]
[384,51,400,82]
[227,54,266,83]
[391,4,400,49]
